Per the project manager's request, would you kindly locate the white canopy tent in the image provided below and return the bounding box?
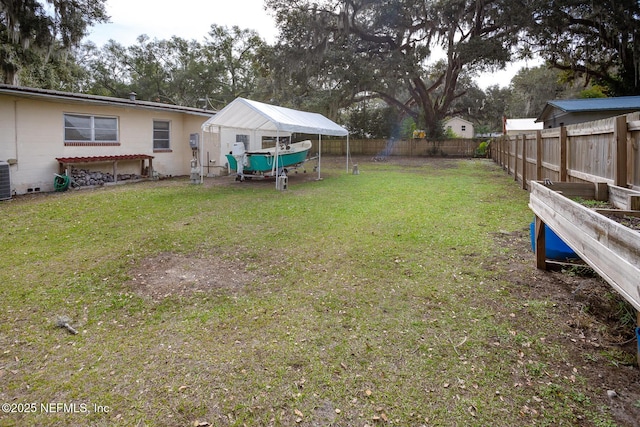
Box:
[201,97,350,184]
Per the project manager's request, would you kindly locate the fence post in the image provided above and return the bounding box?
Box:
[535,215,547,270]
[614,115,628,187]
[503,137,507,170]
[560,126,567,182]
[502,137,507,169]
[507,136,511,175]
[522,134,528,190]
[513,135,520,182]
[536,130,542,181]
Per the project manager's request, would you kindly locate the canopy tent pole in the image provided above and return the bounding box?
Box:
[317,134,322,180]
[346,134,350,173]
[274,130,280,189]
[200,128,205,184]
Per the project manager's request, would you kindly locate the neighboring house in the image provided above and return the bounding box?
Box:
[504,118,543,135]
[536,96,640,129]
[443,117,474,138]
[0,85,214,195]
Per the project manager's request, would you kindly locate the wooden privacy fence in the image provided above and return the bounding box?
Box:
[311,138,485,157]
[492,113,640,191]
[498,112,640,329]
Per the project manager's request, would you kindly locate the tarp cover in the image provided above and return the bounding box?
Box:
[202,97,348,136]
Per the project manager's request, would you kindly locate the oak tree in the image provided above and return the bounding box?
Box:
[0,0,108,85]
[266,0,531,136]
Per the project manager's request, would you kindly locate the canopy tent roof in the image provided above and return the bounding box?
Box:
[202,97,348,136]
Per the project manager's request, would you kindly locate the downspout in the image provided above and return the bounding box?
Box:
[200,126,205,184]
[13,100,19,166]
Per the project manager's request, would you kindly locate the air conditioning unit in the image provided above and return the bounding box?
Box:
[0,161,11,200]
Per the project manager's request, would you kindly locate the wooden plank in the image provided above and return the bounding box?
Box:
[609,185,640,209]
[534,216,547,269]
[615,115,628,187]
[513,136,520,182]
[595,209,640,217]
[594,182,609,202]
[567,169,615,185]
[522,134,528,189]
[628,120,640,132]
[541,129,561,138]
[536,130,542,181]
[567,128,616,137]
[533,181,595,198]
[529,182,640,311]
[541,161,560,172]
[507,136,512,175]
[560,126,568,181]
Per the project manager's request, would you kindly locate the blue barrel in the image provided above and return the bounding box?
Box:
[529,221,578,260]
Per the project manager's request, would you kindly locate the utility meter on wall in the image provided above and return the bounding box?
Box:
[189,133,199,149]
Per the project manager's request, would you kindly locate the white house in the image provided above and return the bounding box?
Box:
[443,117,474,138]
[0,85,214,196]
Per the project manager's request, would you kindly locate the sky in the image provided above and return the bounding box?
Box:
[88,0,279,45]
[87,0,536,90]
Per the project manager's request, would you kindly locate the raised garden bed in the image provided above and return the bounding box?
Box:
[529,181,640,313]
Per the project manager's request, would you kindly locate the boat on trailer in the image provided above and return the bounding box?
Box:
[226,140,313,181]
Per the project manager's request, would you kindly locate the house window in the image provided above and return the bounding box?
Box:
[64,114,118,145]
[153,120,171,151]
[461,125,466,132]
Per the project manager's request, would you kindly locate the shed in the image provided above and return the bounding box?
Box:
[201,98,350,181]
[536,96,640,129]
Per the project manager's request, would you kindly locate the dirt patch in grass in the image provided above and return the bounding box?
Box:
[492,229,640,426]
[127,252,259,301]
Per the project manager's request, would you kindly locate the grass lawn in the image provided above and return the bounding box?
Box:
[0,157,631,426]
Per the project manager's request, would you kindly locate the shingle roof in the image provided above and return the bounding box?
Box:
[547,96,640,113]
[536,96,640,123]
[0,84,215,117]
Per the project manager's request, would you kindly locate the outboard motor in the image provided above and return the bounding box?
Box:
[231,142,247,180]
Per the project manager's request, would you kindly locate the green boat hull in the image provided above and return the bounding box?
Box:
[226,141,311,175]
